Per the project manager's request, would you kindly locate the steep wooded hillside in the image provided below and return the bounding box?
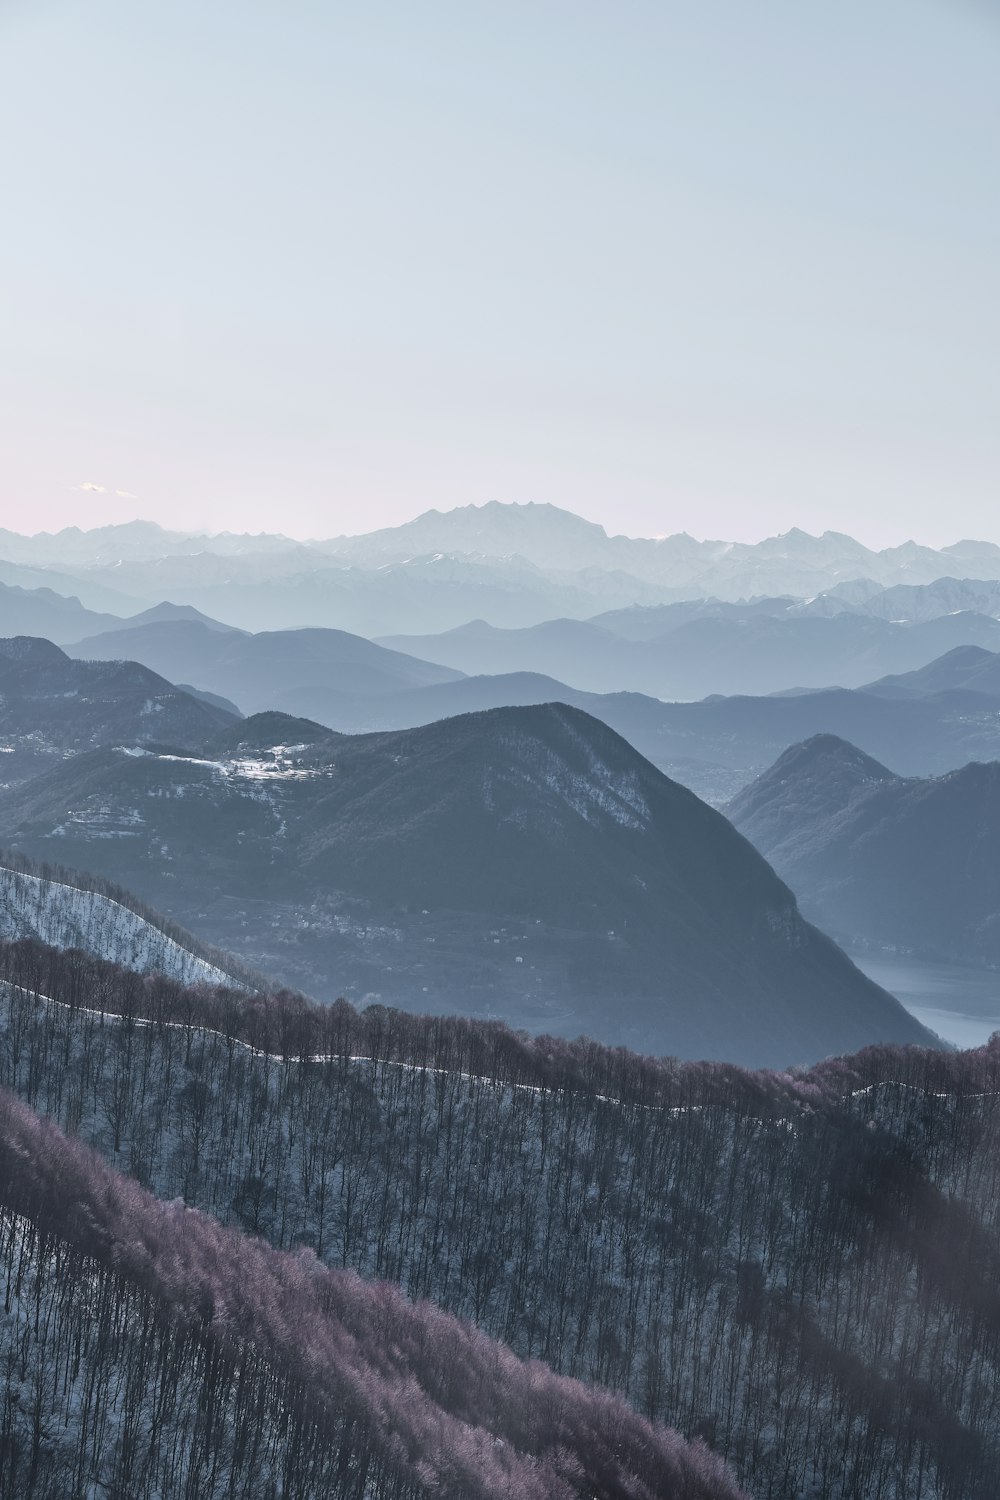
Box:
[0,1084,739,1500]
[0,942,996,1500]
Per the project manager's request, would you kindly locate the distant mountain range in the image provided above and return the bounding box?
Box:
[802,575,1000,623]
[8,558,1000,708]
[0,697,931,1065]
[729,734,1000,968]
[6,502,1000,633]
[381,609,1000,698]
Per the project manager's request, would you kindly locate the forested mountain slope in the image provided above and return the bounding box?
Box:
[0,703,932,1064]
[0,1087,738,1500]
[729,735,1000,965]
[1,941,996,1499]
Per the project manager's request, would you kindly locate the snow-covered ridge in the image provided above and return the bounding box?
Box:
[0,867,245,989]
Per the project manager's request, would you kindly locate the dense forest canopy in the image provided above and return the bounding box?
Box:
[1,941,998,1498]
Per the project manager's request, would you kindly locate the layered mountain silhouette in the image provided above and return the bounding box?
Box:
[0,580,124,643]
[69,620,464,716]
[0,700,933,1065]
[863,644,1000,700]
[381,610,1000,699]
[59,625,1000,803]
[271,653,1000,806]
[729,734,1000,967]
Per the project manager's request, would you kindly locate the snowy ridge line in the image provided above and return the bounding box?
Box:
[5,980,995,1113]
[0,865,252,991]
[2,980,557,1094]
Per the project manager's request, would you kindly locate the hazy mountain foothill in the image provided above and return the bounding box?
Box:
[861,643,1000,700]
[380,607,1000,700]
[68,617,465,716]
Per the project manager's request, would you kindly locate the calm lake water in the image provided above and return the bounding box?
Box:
[849,951,1000,1050]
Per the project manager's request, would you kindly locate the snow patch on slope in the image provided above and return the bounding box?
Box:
[484,726,650,832]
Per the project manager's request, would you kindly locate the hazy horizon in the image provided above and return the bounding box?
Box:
[3,1,998,549]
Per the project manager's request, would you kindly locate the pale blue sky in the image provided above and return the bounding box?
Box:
[1,0,997,543]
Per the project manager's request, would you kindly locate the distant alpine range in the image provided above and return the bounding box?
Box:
[4,501,1000,638]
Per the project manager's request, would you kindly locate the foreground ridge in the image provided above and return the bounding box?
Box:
[0,1085,741,1500]
[1,940,999,1498]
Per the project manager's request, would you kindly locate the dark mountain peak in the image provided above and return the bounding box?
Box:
[727,735,900,853]
[931,644,995,666]
[377,700,647,784]
[119,601,239,632]
[212,709,336,755]
[732,743,1000,971]
[864,644,1000,701]
[0,635,69,666]
[939,758,1000,793]
[765,733,896,786]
